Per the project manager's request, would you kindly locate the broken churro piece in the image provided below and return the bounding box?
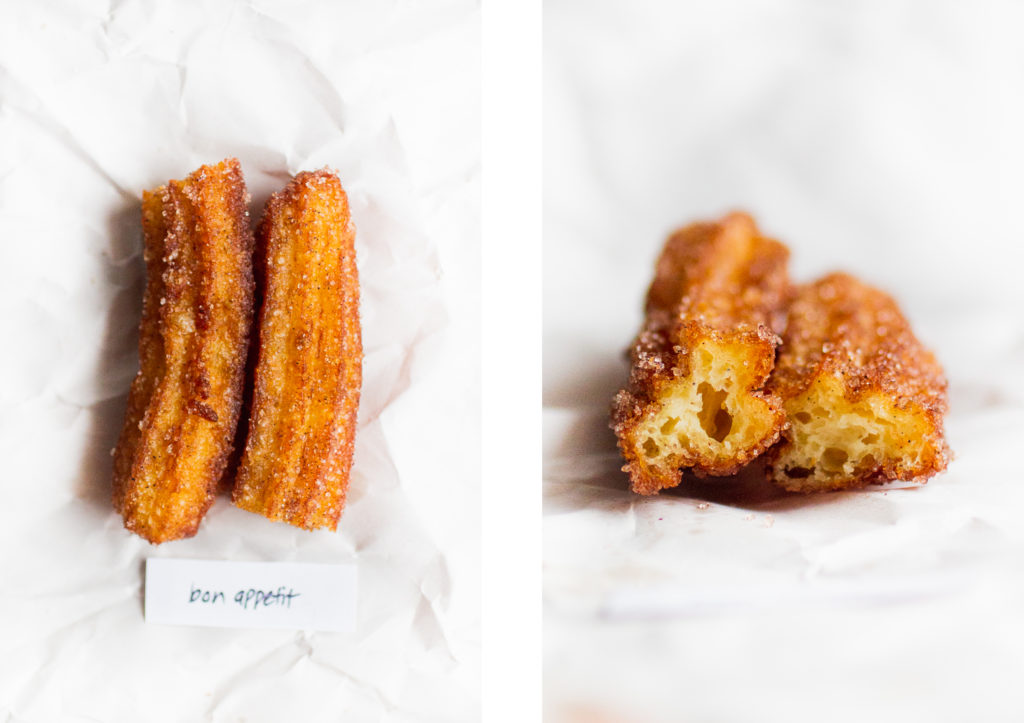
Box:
[767,273,949,492]
[232,170,362,531]
[113,159,254,544]
[611,213,790,495]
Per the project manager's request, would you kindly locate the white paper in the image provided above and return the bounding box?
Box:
[0,2,480,721]
[545,2,1024,722]
[145,559,357,632]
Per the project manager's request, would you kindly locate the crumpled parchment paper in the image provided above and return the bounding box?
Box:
[544,2,1024,721]
[0,1,480,721]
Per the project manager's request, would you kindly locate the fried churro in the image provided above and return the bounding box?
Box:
[113,159,254,544]
[611,212,790,495]
[766,273,949,492]
[232,170,362,531]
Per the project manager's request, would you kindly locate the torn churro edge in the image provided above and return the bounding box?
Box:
[611,213,791,494]
[612,322,786,493]
[766,272,950,492]
[232,169,362,531]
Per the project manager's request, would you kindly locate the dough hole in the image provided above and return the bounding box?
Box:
[697,382,732,442]
[821,447,848,471]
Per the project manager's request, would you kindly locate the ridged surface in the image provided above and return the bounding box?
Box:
[112,159,255,544]
[232,170,362,531]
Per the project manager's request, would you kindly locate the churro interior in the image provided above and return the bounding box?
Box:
[635,338,778,471]
[773,375,929,491]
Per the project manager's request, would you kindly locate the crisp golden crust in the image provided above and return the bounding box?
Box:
[113,159,255,544]
[611,213,790,494]
[232,170,362,531]
[645,212,790,331]
[766,273,949,491]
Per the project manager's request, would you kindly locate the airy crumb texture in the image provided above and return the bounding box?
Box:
[611,212,790,494]
[767,273,949,492]
[232,169,362,531]
[112,158,255,544]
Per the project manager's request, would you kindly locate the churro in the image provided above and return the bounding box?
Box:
[611,213,790,495]
[766,273,949,491]
[232,170,362,531]
[113,159,254,544]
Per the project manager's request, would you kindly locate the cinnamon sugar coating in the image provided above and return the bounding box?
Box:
[232,170,362,531]
[113,159,255,544]
[611,213,790,494]
[766,273,949,491]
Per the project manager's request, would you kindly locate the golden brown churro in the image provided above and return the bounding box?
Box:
[611,213,790,495]
[232,170,362,531]
[113,159,254,544]
[766,273,949,491]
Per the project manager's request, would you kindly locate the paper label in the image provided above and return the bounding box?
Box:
[145,558,357,632]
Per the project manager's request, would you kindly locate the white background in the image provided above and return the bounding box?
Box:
[0,1,480,721]
[545,1,1024,721]
[481,1,543,721]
